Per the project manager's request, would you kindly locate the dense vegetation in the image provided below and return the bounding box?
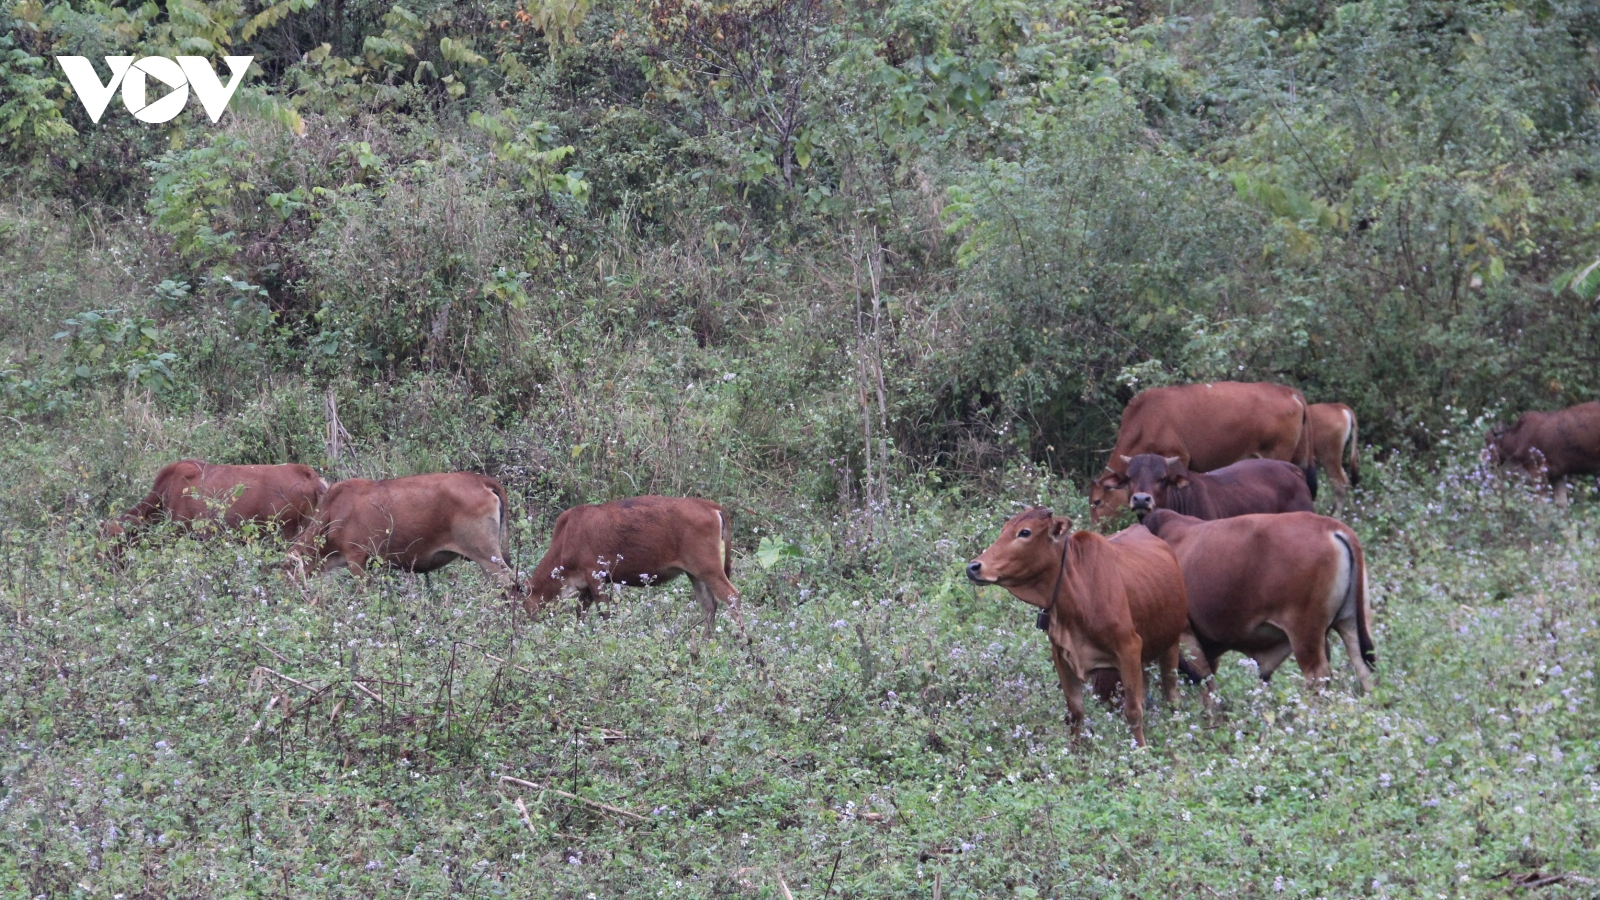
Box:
[3,0,1600,895]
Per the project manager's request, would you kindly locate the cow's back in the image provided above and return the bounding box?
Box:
[548,495,723,567]
[1162,512,1342,614]
[1526,402,1600,476]
[1116,382,1307,472]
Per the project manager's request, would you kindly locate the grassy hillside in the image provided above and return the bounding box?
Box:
[2,422,1599,897]
[4,0,1600,895]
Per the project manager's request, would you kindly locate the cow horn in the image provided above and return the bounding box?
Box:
[1118,454,1132,463]
[1164,455,1181,465]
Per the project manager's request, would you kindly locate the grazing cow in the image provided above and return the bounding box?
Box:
[966,509,1200,746]
[1308,403,1360,516]
[1091,382,1316,523]
[1141,509,1375,693]
[100,460,326,551]
[1485,401,1600,506]
[289,473,516,593]
[1121,454,1313,520]
[523,496,741,639]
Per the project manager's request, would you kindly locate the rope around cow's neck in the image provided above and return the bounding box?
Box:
[1037,522,1071,634]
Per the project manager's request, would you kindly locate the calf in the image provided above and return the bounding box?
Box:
[1486,401,1600,506]
[1115,454,1313,520]
[1308,403,1360,516]
[966,509,1197,746]
[523,496,741,639]
[1141,509,1375,693]
[101,460,326,551]
[1091,381,1317,523]
[289,473,516,593]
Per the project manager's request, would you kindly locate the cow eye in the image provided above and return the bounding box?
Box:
[1017,528,1032,538]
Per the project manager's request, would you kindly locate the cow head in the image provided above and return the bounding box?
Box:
[1089,468,1130,524]
[967,507,1070,599]
[1484,423,1512,466]
[96,518,130,563]
[1123,453,1189,516]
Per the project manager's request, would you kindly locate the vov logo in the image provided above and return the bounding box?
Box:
[56,56,253,124]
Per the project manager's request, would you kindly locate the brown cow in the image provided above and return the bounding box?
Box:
[966,509,1200,746]
[522,496,741,639]
[1140,509,1375,694]
[288,473,516,592]
[1091,382,1316,523]
[100,460,326,550]
[1308,402,1360,516]
[1486,401,1600,506]
[1122,454,1313,520]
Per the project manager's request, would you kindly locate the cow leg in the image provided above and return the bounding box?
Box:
[1159,643,1180,708]
[1116,641,1147,747]
[687,576,719,640]
[694,569,749,643]
[1178,633,1220,711]
[1552,474,1569,507]
[1049,645,1087,741]
[1286,624,1333,690]
[1333,618,1375,694]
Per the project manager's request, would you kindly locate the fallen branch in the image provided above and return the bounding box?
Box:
[242,694,281,748]
[514,797,538,838]
[455,641,537,676]
[351,681,386,705]
[776,872,795,900]
[499,775,644,821]
[254,665,318,691]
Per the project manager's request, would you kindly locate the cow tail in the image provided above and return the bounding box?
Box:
[1335,530,1376,668]
[1345,409,1361,488]
[719,509,733,579]
[1294,398,1318,499]
[491,478,511,556]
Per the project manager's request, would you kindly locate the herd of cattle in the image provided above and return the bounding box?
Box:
[98,384,1600,746]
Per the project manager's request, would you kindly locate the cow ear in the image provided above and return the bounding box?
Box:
[1170,475,1191,489]
[1051,517,1072,539]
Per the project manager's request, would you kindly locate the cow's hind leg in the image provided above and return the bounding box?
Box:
[694,568,748,643]
[688,576,719,640]
[1159,643,1181,708]
[1285,622,1333,691]
[1333,618,1375,694]
[1552,474,1570,507]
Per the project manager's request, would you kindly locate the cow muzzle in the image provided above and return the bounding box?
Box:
[1130,492,1154,511]
[965,560,995,585]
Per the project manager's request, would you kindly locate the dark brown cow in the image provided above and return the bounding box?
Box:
[1140,509,1375,693]
[522,496,741,639]
[100,460,326,550]
[289,473,516,592]
[1308,402,1360,516]
[1486,401,1600,507]
[1121,454,1313,520]
[966,509,1201,746]
[1091,381,1316,523]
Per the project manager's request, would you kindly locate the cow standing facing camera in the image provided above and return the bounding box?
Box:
[967,508,1204,746]
[523,496,743,640]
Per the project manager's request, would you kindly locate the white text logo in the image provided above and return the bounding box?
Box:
[56,56,253,124]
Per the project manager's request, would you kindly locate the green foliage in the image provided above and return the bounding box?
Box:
[0,30,76,169]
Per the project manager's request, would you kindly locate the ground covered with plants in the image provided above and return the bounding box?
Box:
[2,425,1599,898]
[3,0,1600,895]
